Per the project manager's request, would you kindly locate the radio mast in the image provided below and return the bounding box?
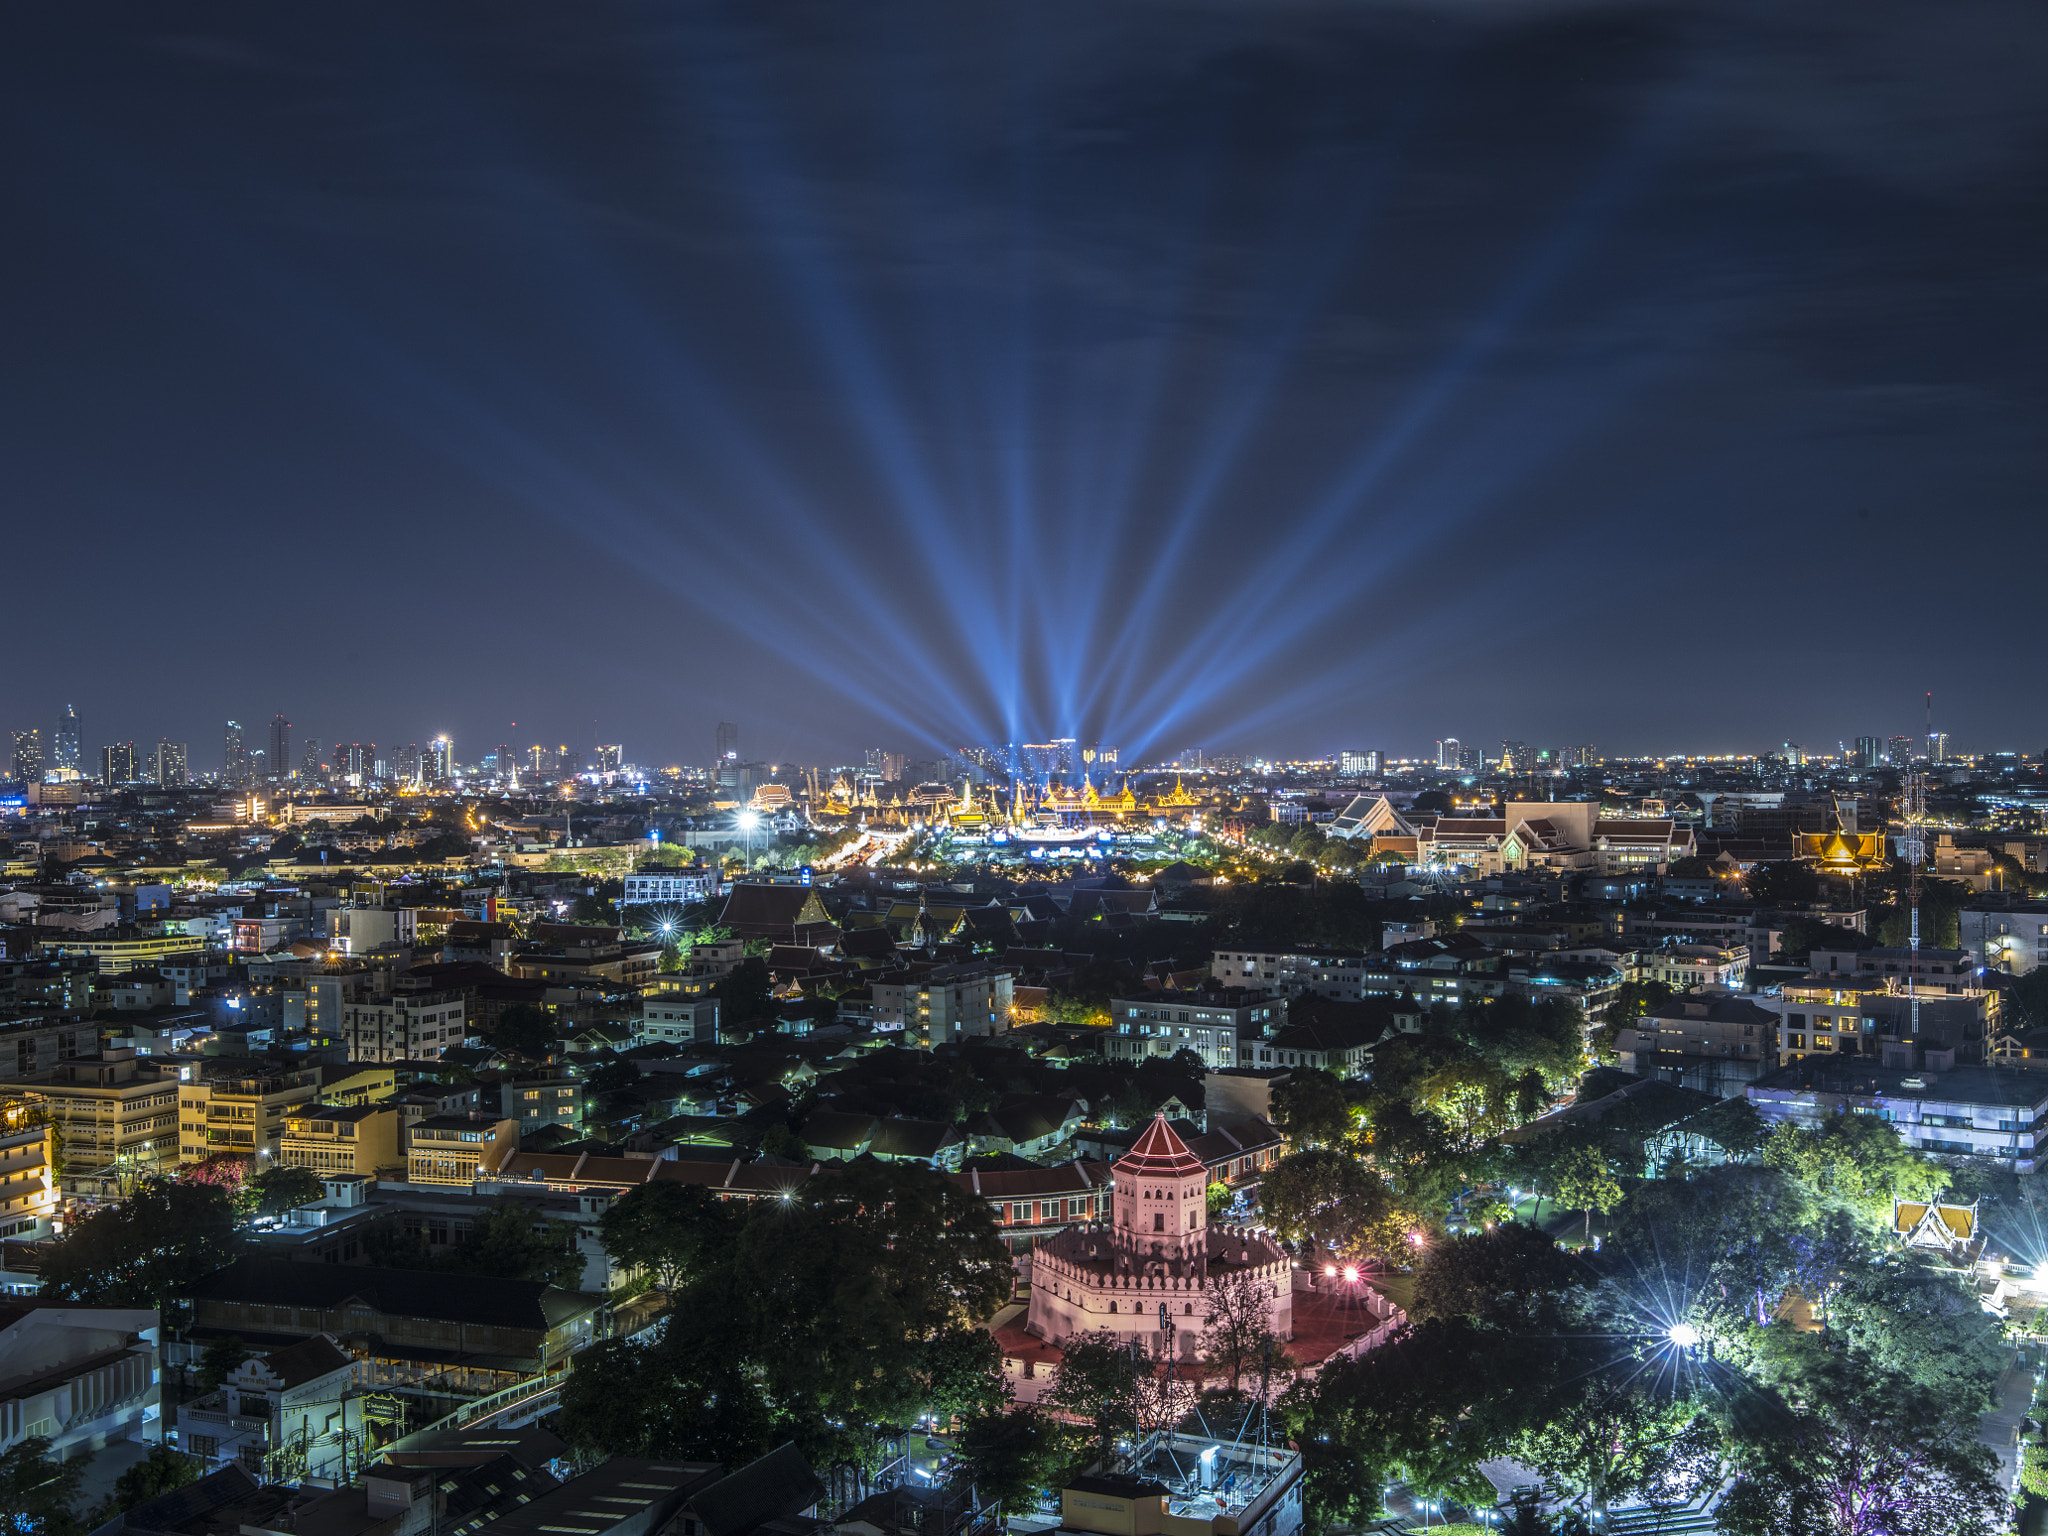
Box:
[1899,761,1927,1041]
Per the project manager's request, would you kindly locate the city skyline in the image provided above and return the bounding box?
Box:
[4,3,2043,765]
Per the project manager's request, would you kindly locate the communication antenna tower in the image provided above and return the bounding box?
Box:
[1899,764,1927,1041]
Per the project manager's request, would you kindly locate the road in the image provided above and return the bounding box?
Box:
[1981,1356,2037,1504]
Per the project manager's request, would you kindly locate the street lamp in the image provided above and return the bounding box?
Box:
[737,810,760,868]
[1666,1322,1701,1349]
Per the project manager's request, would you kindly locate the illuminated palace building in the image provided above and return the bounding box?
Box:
[1026,1115,1291,1359]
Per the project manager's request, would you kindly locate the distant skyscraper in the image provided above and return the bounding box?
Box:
[11,729,42,785]
[595,744,621,774]
[1499,740,1533,773]
[337,743,370,780]
[1436,738,1461,772]
[427,737,453,783]
[153,741,188,787]
[101,742,137,786]
[1855,736,1882,768]
[268,715,292,781]
[1928,731,1949,764]
[1563,745,1595,769]
[528,744,554,778]
[224,721,247,784]
[53,706,78,774]
[1886,734,1914,768]
[716,722,739,763]
[301,736,324,779]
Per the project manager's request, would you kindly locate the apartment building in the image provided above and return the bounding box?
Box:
[1209,948,1373,1001]
[1105,990,1284,1070]
[870,964,1017,1046]
[0,1099,56,1240]
[0,1052,181,1193]
[177,1065,321,1164]
[0,1302,161,1465]
[335,992,467,1063]
[1961,904,2048,978]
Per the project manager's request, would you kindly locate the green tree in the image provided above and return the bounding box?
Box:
[38,1178,240,1307]
[1269,1069,1352,1148]
[439,1201,585,1290]
[1046,1331,1144,1463]
[1745,862,1822,906]
[1763,1110,1947,1226]
[1410,1222,1583,1330]
[713,958,778,1033]
[914,1326,1011,1424]
[1201,1271,1286,1396]
[954,1405,1073,1517]
[1513,1358,1713,1531]
[1550,1145,1623,1241]
[598,1180,741,1292]
[0,1437,88,1536]
[196,1334,250,1392]
[1718,1339,2002,1536]
[1259,1148,1412,1262]
[248,1164,323,1218]
[491,1003,558,1061]
[97,1446,199,1518]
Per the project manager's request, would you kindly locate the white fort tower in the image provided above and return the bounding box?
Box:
[1026,1114,1291,1358]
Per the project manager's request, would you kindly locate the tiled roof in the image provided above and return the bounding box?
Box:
[1115,1113,1206,1178]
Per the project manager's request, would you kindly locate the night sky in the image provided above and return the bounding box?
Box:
[6,2,2043,768]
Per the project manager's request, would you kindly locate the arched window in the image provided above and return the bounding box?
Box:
[1109,1301,1118,1314]
[1184,1303,1194,1316]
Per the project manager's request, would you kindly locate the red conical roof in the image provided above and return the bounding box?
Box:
[1115,1113,1206,1178]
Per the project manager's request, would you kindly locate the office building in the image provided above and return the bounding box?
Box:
[153,741,188,788]
[1886,734,1913,767]
[1436,737,1461,772]
[426,737,453,783]
[1563,744,1594,769]
[716,721,739,763]
[1855,736,1882,768]
[527,743,556,778]
[594,743,621,774]
[1338,750,1381,778]
[224,720,247,784]
[11,729,42,785]
[299,736,323,779]
[53,705,79,774]
[268,715,291,781]
[101,741,138,787]
[1929,731,1950,764]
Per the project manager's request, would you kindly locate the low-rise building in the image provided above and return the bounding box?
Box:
[178,1333,356,1481]
[407,1116,520,1186]
[278,1102,406,1178]
[1106,990,1282,1070]
[637,996,719,1048]
[1748,1061,2048,1171]
[0,1300,161,1465]
[501,1075,588,1137]
[1209,948,1373,1002]
[181,1258,602,1391]
[1615,994,1777,1097]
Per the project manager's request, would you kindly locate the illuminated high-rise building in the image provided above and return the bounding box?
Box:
[53,706,78,774]
[268,715,292,781]
[595,744,621,774]
[1499,740,1533,773]
[301,736,324,779]
[1339,750,1381,778]
[426,737,453,783]
[1886,735,1914,768]
[224,721,248,785]
[101,742,137,786]
[1855,736,1882,768]
[153,741,188,787]
[1564,745,1595,769]
[1436,737,1462,772]
[716,722,739,763]
[1928,731,1949,764]
[528,744,555,778]
[11,729,42,785]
